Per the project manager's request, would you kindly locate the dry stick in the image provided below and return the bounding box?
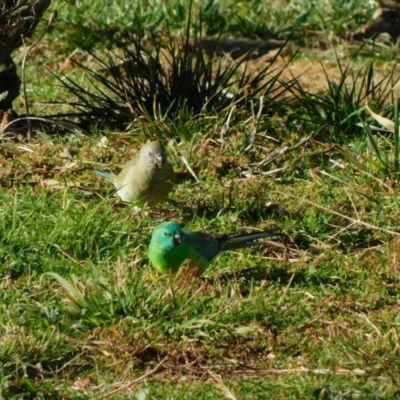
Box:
[182,305,231,329]
[21,11,57,141]
[237,367,366,376]
[181,155,200,183]
[255,134,311,167]
[326,221,357,243]
[345,189,361,222]
[52,244,83,266]
[260,167,286,176]
[98,356,167,399]
[275,191,400,237]
[205,363,366,377]
[278,272,295,306]
[2,116,87,135]
[207,370,238,400]
[243,96,264,153]
[357,313,382,337]
[220,105,236,150]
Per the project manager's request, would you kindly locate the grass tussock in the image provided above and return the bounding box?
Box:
[50,31,294,130]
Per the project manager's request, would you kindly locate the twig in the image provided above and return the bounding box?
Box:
[240,367,366,375]
[220,105,236,150]
[98,356,167,399]
[52,244,83,266]
[208,370,238,400]
[296,313,323,331]
[203,364,366,377]
[326,221,357,243]
[21,11,57,141]
[345,189,360,222]
[260,167,286,176]
[181,155,200,183]
[278,272,295,305]
[356,313,382,337]
[243,96,264,153]
[255,135,311,167]
[182,305,231,329]
[275,191,400,237]
[1,116,89,136]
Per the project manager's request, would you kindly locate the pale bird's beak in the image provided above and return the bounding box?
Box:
[155,153,166,167]
[173,231,182,245]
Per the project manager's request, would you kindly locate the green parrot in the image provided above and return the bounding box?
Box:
[148,221,282,275]
[94,141,175,207]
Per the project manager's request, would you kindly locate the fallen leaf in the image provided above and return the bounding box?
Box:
[366,103,397,134]
[60,147,78,160]
[357,248,383,266]
[41,179,62,187]
[97,136,109,148]
[72,377,91,389]
[0,109,15,133]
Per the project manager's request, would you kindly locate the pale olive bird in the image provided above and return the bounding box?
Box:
[95,141,175,207]
[149,221,282,276]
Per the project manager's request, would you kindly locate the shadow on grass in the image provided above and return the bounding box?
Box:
[216,258,354,290]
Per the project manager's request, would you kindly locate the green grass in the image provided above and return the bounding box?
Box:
[48,0,375,50]
[3,0,400,398]
[2,131,400,397]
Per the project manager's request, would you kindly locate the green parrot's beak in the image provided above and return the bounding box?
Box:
[173,231,182,245]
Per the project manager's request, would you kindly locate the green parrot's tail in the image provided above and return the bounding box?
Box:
[94,169,116,183]
[223,231,282,251]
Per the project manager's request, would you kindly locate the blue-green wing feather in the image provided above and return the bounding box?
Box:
[183,229,228,274]
[94,169,116,184]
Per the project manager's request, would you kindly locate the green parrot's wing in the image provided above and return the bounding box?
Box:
[184,230,281,275]
[184,230,228,274]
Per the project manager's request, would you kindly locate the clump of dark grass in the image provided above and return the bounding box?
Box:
[339,95,400,182]
[49,14,297,132]
[285,48,399,142]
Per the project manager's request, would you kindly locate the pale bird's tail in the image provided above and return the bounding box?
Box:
[94,169,116,183]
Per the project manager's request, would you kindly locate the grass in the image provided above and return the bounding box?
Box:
[2,0,400,398]
[48,0,375,50]
[50,28,293,130]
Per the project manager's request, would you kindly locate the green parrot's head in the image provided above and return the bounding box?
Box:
[148,221,188,273]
